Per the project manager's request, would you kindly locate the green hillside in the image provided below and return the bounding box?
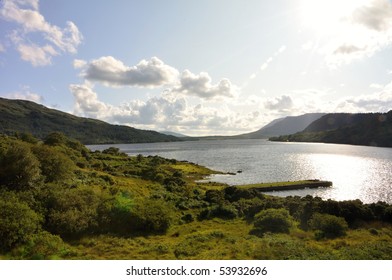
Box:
[0,98,179,144]
[270,111,392,147]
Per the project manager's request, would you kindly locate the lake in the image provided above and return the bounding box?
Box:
[88,139,392,204]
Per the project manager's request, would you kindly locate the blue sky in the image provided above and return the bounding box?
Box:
[1,0,392,136]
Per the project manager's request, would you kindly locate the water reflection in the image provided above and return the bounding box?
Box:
[271,153,392,203]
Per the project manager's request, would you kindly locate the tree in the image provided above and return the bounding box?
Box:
[32,145,76,183]
[0,143,41,190]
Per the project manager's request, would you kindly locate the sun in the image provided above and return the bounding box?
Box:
[300,0,369,33]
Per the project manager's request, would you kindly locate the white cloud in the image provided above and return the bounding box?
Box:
[0,43,5,52]
[80,56,179,88]
[0,0,83,66]
[174,70,238,99]
[69,84,110,118]
[76,55,240,99]
[17,43,58,66]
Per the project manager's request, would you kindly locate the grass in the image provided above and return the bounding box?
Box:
[67,220,392,260]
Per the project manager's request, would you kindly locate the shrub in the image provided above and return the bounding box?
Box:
[205,189,225,204]
[224,186,264,202]
[13,231,72,260]
[46,188,100,238]
[102,147,121,155]
[199,204,238,220]
[131,199,173,234]
[0,195,42,251]
[0,143,41,190]
[309,213,348,239]
[97,192,134,235]
[253,208,293,235]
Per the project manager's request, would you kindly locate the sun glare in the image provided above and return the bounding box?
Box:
[300,0,369,33]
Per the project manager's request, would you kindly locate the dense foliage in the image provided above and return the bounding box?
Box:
[1,132,392,259]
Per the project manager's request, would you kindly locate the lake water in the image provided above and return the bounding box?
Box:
[89,139,392,204]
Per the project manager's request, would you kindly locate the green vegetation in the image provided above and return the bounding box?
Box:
[0,97,179,144]
[270,111,392,148]
[1,132,392,260]
[252,208,293,235]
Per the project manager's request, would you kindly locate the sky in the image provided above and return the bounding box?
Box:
[1,0,392,136]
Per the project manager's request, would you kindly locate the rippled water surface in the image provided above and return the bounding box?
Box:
[89,139,392,203]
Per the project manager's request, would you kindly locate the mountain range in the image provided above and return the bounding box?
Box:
[0,98,179,144]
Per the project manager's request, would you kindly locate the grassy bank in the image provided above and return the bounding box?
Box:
[1,132,392,260]
[238,180,332,191]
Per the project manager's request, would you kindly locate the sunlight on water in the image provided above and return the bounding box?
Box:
[305,154,378,202]
[270,150,392,203]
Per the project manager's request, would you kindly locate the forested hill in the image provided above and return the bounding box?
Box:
[0,97,179,144]
[270,111,392,148]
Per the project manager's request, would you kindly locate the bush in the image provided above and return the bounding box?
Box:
[199,204,238,220]
[253,208,293,235]
[46,188,100,238]
[205,189,225,204]
[131,199,173,234]
[0,195,42,251]
[13,231,72,260]
[102,147,121,155]
[97,192,134,235]
[224,186,264,202]
[0,143,41,190]
[309,213,348,239]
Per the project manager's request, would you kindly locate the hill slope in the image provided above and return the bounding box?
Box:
[238,113,326,138]
[0,98,179,144]
[270,111,392,147]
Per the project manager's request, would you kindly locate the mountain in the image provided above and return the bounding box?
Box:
[0,97,180,144]
[237,113,326,138]
[270,111,392,147]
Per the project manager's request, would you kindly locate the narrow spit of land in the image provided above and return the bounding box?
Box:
[238,179,333,192]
